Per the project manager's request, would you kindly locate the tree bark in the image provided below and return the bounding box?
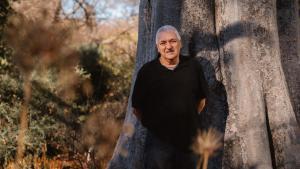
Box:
[109,0,300,169]
[215,0,300,168]
[277,0,300,124]
[179,1,228,169]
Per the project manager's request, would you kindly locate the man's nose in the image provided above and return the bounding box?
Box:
[166,42,172,49]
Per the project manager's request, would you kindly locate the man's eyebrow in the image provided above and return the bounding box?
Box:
[160,38,177,42]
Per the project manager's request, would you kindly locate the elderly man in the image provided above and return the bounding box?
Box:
[132,25,208,169]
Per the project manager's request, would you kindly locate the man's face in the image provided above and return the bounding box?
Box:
[156,31,181,61]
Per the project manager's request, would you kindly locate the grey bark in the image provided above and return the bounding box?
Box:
[179,1,228,169]
[277,0,300,124]
[109,0,300,169]
[215,0,300,168]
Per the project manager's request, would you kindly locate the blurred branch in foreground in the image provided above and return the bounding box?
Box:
[192,128,223,169]
[4,13,79,167]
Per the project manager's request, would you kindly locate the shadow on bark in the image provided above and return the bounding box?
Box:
[276,0,300,124]
[197,58,228,169]
[186,21,274,169]
[186,50,228,169]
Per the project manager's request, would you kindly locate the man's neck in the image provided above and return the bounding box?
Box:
[159,56,180,68]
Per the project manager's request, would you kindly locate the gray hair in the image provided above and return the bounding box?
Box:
[155,25,181,44]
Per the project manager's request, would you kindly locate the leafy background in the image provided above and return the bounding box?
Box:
[0,0,138,168]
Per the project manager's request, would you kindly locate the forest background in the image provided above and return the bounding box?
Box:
[0,0,138,168]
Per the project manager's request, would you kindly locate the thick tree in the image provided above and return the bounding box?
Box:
[215,0,300,168]
[109,0,300,169]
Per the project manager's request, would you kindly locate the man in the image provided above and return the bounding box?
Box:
[132,25,208,169]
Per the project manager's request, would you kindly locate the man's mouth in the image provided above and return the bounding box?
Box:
[166,51,174,53]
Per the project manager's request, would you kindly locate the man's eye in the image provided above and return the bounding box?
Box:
[160,42,166,45]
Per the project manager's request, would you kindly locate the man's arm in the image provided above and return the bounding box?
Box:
[198,98,206,113]
[133,108,142,121]
[194,60,208,113]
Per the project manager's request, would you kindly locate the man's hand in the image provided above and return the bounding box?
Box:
[133,108,142,121]
[198,98,206,113]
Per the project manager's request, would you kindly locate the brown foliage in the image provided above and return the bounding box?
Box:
[1,1,138,168]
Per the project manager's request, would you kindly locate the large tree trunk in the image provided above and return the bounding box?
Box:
[109,0,300,169]
[216,0,300,168]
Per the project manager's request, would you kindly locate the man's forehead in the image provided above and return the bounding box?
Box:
[158,31,179,41]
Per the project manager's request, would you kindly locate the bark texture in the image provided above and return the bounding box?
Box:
[215,0,300,168]
[109,0,300,169]
[277,0,300,124]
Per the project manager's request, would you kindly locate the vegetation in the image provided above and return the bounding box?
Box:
[0,0,137,168]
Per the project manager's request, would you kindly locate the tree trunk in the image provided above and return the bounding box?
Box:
[215,0,300,168]
[109,0,300,169]
[277,0,300,124]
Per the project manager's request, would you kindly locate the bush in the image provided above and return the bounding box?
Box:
[0,3,135,167]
